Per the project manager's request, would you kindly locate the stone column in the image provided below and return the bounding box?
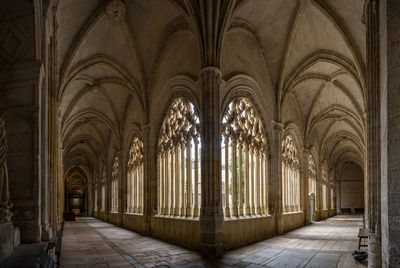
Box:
[380,0,400,266]
[87,180,93,216]
[238,144,244,216]
[272,121,283,234]
[57,147,64,229]
[194,139,199,217]
[199,67,224,256]
[318,163,323,219]
[186,142,192,216]
[142,124,152,234]
[303,149,310,224]
[366,0,382,266]
[40,74,51,241]
[335,168,341,214]
[244,144,250,215]
[231,140,238,217]
[116,151,124,225]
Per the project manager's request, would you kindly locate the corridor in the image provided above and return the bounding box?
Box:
[61,215,366,267]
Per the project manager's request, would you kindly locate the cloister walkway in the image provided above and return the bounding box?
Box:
[61,215,366,267]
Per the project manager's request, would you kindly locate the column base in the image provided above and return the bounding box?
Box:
[200,213,224,257]
[0,222,14,264]
[368,233,382,267]
[193,207,199,217]
[41,224,52,241]
[173,207,180,216]
[200,242,224,258]
[185,206,193,217]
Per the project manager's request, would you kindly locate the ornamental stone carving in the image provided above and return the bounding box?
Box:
[112,156,119,179]
[158,98,200,153]
[308,155,316,179]
[222,97,267,153]
[0,117,13,222]
[128,138,143,171]
[282,135,299,168]
[106,0,126,21]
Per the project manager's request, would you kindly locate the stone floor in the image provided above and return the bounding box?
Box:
[61,215,367,267]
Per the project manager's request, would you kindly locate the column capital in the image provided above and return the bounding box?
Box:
[272,121,284,132]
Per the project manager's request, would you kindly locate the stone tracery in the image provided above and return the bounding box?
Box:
[111,156,119,213]
[308,155,317,210]
[127,137,144,214]
[157,97,201,217]
[282,135,300,213]
[221,97,268,217]
[321,163,328,210]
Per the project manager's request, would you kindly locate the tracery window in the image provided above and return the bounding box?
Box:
[321,164,328,210]
[158,98,201,217]
[111,157,119,212]
[221,97,268,217]
[308,155,317,210]
[282,135,300,212]
[127,137,144,214]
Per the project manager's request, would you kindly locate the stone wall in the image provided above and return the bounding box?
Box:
[223,216,275,250]
[151,216,200,250]
[282,212,305,233]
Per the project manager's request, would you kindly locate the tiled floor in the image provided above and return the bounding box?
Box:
[61,215,367,267]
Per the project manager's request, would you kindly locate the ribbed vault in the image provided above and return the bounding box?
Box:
[57,0,366,225]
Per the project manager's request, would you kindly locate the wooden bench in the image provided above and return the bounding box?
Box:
[358,228,368,250]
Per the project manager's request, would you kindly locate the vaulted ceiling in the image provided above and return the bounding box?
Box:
[58,0,366,175]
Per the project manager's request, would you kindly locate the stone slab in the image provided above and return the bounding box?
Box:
[0,222,14,264]
[305,252,340,268]
[242,247,284,264]
[263,249,315,267]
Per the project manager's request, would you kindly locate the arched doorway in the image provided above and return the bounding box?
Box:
[65,166,88,216]
[309,192,316,222]
[337,162,364,215]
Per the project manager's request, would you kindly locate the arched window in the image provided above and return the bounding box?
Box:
[221,97,268,217]
[111,156,119,212]
[321,164,328,210]
[127,137,144,214]
[282,135,300,212]
[101,184,105,211]
[158,98,201,217]
[101,166,106,211]
[308,155,317,210]
[94,188,98,211]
